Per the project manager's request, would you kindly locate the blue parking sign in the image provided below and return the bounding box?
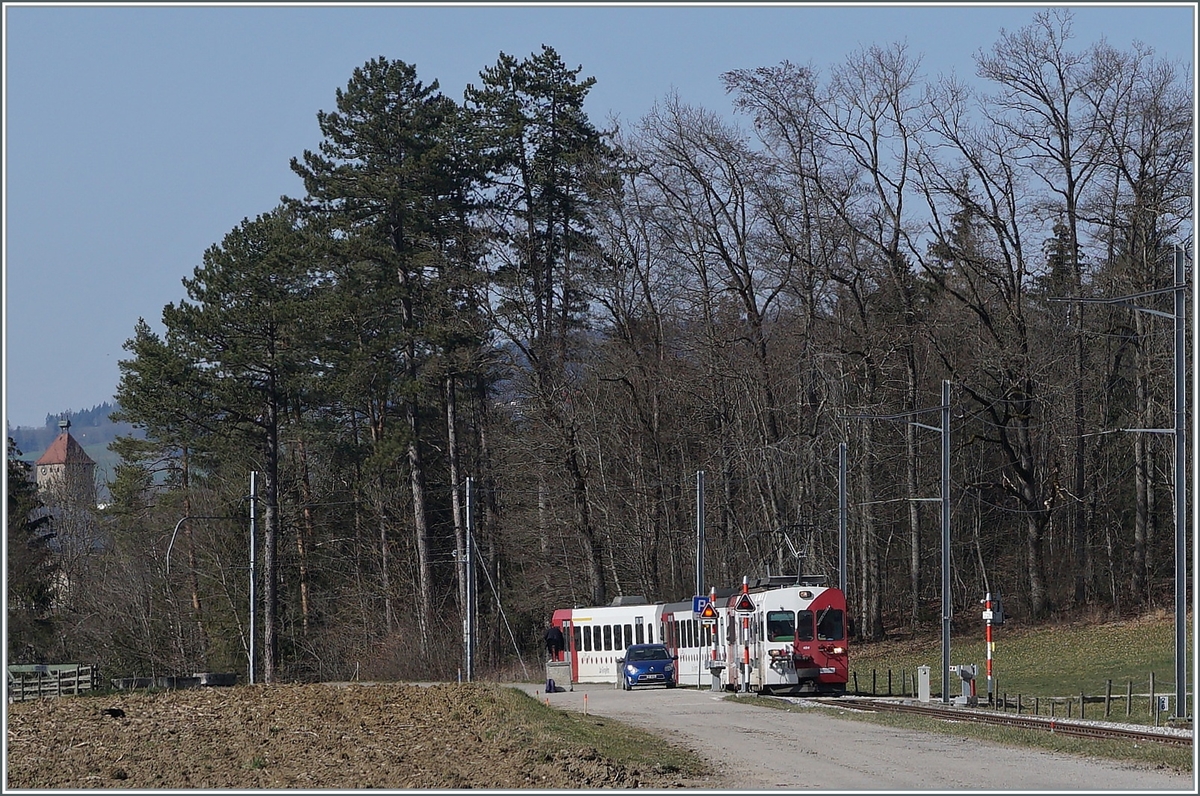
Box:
[692,595,709,614]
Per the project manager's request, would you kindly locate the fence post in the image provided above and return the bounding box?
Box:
[888,669,893,696]
[1017,694,1022,715]
[853,671,859,695]
[1126,681,1132,718]
[1034,697,1039,716]
[1105,680,1112,718]
[1080,692,1085,719]
[1149,672,1156,717]
[872,669,876,696]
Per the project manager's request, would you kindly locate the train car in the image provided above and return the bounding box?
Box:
[718,579,848,695]
[658,598,721,689]
[551,578,848,695]
[551,597,664,684]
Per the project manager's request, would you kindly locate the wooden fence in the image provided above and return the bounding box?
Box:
[7,664,100,702]
[850,667,1190,725]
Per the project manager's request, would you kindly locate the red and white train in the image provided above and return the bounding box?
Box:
[550,576,848,695]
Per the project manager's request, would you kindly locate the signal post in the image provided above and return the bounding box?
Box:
[734,577,755,693]
[699,587,721,691]
[980,592,1003,704]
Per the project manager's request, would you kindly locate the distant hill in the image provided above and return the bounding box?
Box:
[7,402,143,498]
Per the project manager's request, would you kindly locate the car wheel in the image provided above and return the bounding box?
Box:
[665,681,676,689]
[622,678,631,691]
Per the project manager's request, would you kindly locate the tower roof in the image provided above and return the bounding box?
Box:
[34,431,96,467]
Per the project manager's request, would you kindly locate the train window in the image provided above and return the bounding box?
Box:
[635,623,645,644]
[647,624,654,644]
[624,624,634,649]
[817,608,844,641]
[603,625,612,651]
[796,610,815,641]
[766,610,795,642]
[691,619,698,648]
[581,627,592,652]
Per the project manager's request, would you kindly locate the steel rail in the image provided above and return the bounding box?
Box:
[806,698,1193,748]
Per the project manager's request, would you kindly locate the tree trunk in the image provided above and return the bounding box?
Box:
[294,435,314,636]
[262,412,280,683]
[906,362,921,626]
[860,423,885,641]
[447,375,466,621]
[408,414,434,653]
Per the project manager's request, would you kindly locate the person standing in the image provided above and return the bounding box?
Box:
[544,623,564,661]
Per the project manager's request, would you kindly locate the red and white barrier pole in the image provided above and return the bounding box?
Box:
[984,592,994,704]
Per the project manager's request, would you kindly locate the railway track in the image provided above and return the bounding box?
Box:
[802,697,1194,748]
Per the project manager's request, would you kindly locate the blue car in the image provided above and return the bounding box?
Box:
[620,643,677,690]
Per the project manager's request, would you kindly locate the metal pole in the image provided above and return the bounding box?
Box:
[1173,246,1187,720]
[941,380,951,705]
[466,476,476,682]
[839,442,848,594]
[249,471,257,686]
[696,471,705,597]
[741,577,750,693]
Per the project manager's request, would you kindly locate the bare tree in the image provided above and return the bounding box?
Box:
[975,9,1108,607]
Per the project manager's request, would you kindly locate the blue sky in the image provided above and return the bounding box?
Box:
[3,2,1196,430]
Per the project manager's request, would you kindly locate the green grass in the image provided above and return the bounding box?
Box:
[846,609,1193,726]
[498,687,710,780]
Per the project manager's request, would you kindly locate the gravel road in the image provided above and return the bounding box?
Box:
[515,682,1194,791]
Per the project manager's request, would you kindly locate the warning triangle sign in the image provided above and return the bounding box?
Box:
[734,593,755,613]
[700,602,718,619]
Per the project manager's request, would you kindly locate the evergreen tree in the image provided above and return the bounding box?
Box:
[116,207,316,681]
[291,57,480,653]
[466,45,615,606]
[6,438,56,662]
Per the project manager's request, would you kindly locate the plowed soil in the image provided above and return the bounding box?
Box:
[5,682,708,789]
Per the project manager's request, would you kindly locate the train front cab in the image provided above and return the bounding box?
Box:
[791,588,848,695]
[720,585,849,695]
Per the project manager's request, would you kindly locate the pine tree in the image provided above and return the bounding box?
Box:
[466,45,615,606]
[6,438,56,661]
[291,57,481,653]
[116,207,316,681]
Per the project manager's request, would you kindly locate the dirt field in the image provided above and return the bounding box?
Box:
[5,682,710,789]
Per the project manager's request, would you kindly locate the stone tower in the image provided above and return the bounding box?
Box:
[34,419,97,507]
